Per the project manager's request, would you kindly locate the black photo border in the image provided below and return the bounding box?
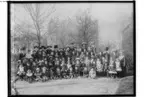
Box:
[7,1,136,97]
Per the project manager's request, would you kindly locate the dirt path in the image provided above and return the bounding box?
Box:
[15,77,121,95]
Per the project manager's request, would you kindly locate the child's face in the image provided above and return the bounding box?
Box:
[70,68,73,71]
[33,62,36,66]
[116,59,119,62]
[51,52,53,55]
[76,60,79,64]
[42,67,46,72]
[27,63,30,66]
[49,62,52,65]
[91,68,93,71]
[39,51,41,54]
[36,68,40,72]
[27,70,31,73]
[44,61,47,64]
[20,64,23,67]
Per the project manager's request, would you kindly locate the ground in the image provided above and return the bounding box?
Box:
[11,62,134,95]
[14,76,133,95]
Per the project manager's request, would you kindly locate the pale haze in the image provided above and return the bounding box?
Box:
[11,3,133,46]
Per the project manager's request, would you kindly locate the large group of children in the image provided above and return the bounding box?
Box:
[16,44,126,83]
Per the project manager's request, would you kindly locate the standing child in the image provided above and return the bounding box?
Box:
[41,65,48,81]
[26,69,33,83]
[108,57,117,78]
[96,58,103,76]
[115,58,122,78]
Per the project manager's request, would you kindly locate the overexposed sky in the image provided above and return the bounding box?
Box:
[11,3,133,45]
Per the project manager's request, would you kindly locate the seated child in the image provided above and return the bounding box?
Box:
[17,64,25,80]
[89,68,96,79]
[11,80,19,95]
[61,65,67,79]
[68,67,74,79]
[108,57,117,78]
[34,67,42,81]
[26,69,33,83]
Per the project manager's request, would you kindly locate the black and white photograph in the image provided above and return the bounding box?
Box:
[9,1,135,95]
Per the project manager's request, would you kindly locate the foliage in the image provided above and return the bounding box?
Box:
[75,9,99,48]
[122,16,134,75]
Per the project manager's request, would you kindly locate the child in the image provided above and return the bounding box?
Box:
[96,58,103,76]
[83,66,88,78]
[68,67,74,79]
[17,64,25,80]
[84,56,90,69]
[115,58,122,78]
[119,51,126,77]
[44,60,48,68]
[48,61,53,69]
[11,80,19,95]
[41,66,48,81]
[34,67,42,82]
[56,67,61,79]
[76,57,80,67]
[67,57,72,70]
[60,58,65,67]
[55,57,60,68]
[60,59,67,79]
[25,61,32,72]
[108,57,117,78]
[90,56,96,69]
[89,68,96,79]
[74,66,80,78]
[26,69,33,83]
[49,68,54,80]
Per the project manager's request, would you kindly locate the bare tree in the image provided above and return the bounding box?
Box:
[47,17,75,48]
[13,22,37,51]
[75,9,99,48]
[121,15,133,74]
[23,4,55,47]
[122,15,133,55]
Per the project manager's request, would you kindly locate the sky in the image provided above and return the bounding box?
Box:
[11,3,133,46]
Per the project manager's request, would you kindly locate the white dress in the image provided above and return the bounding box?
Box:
[89,70,96,78]
[116,61,122,72]
[96,61,103,72]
